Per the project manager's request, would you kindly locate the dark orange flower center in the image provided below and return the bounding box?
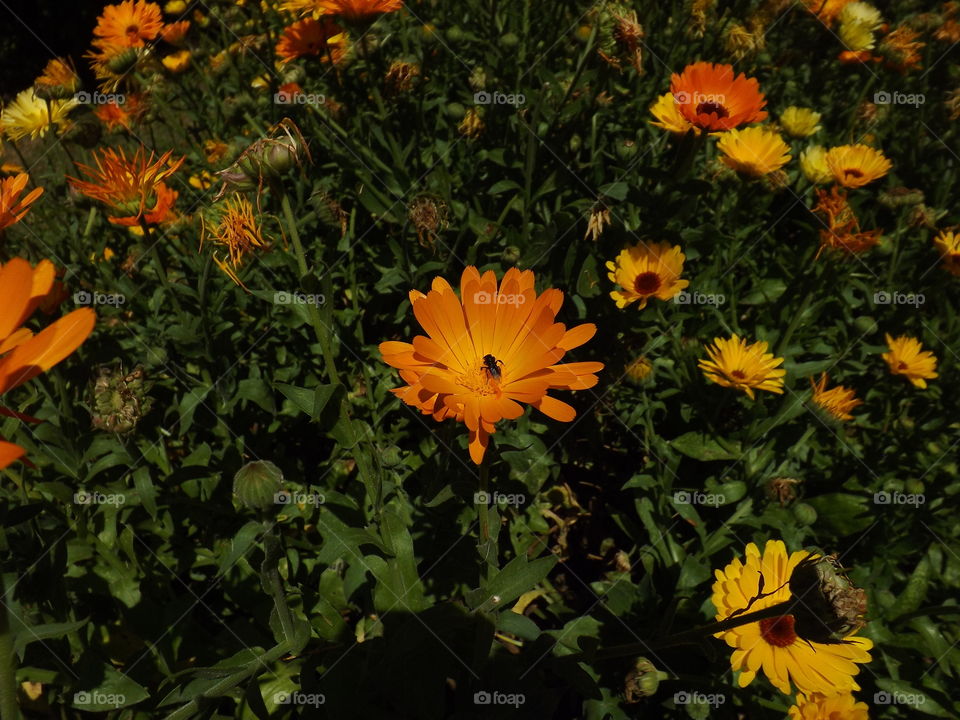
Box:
[696,101,728,118]
[897,361,908,370]
[126,24,140,37]
[731,369,747,380]
[634,271,662,295]
[759,615,797,647]
[844,168,864,179]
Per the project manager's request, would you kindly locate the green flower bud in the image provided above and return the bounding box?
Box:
[501,245,522,265]
[852,316,878,334]
[624,657,668,702]
[233,460,284,511]
[793,502,817,526]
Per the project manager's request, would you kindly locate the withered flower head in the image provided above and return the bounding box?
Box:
[384,60,420,96]
[788,554,868,645]
[214,118,310,203]
[91,365,152,433]
[408,194,448,249]
[765,476,801,506]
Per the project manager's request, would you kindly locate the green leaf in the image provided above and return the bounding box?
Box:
[741,278,787,305]
[72,666,149,710]
[671,432,741,461]
[496,611,542,640]
[466,554,557,612]
[13,618,88,657]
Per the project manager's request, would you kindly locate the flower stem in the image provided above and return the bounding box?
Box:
[592,599,796,661]
[142,223,183,314]
[279,190,340,384]
[0,530,19,720]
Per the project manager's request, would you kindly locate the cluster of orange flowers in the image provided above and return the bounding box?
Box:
[275,0,403,64]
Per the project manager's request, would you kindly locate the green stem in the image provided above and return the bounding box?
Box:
[593,599,796,661]
[0,600,17,720]
[279,191,340,384]
[142,224,183,314]
[262,527,296,646]
[478,456,491,546]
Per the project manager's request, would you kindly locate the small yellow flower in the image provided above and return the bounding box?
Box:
[800,145,833,184]
[839,2,883,31]
[882,334,938,389]
[648,92,698,136]
[788,692,869,720]
[201,194,268,288]
[458,108,484,139]
[716,126,791,178]
[933,230,960,276]
[606,241,689,310]
[839,19,877,51]
[161,49,192,73]
[0,89,77,141]
[699,334,786,399]
[164,0,187,13]
[810,373,862,421]
[825,144,892,188]
[625,356,653,384]
[779,107,821,138]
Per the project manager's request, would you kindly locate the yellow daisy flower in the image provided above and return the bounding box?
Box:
[839,19,877,51]
[933,230,960,276]
[717,126,791,177]
[606,241,689,310]
[779,107,822,138]
[810,373,862,421]
[800,145,833,184]
[648,92,698,135]
[162,50,192,73]
[0,89,77,141]
[712,540,874,696]
[839,2,883,31]
[882,334,938,389]
[825,144,892,188]
[788,692,869,720]
[699,334,785,398]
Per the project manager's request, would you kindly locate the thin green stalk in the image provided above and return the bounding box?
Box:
[0,529,20,720]
[142,223,183,314]
[478,456,491,546]
[279,191,340,384]
[262,527,296,646]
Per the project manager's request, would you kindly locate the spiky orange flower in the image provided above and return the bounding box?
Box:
[282,0,403,23]
[93,0,164,50]
[879,26,925,73]
[810,373,862,421]
[812,186,881,258]
[670,61,767,131]
[0,258,96,469]
[380,267,603,465]
[801,0,855,25]
[276,17,347,64]
[201,194,267,288]
[0,174,44,232]
[34,58,80,98]
[93,94,146,131]
[160,19,190,45]
[67,146,184,227]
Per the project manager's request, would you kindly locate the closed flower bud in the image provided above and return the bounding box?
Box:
[233,460,284,511]
[624,657,667,702]
[616,139,638,160]
[501,245,522,265]
[792,502,817,525]
[107,48,141,75]
[468,66,487,91]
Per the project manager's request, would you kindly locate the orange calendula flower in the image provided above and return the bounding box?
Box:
[0,258,96,469]
[933,230,960,276]
[0,174,44,231]
[606,241,689,309]
[67,146,184,227]
[879,26,924,73]
[282,0,403,22]
[34,57,81,99]
[380,267,603,465]
[699,334,785,399]
[160,19,190,45]
[882,334,938,389]
[93,94,145,131]
[276,18,347,64]
[801,0,855,25]
[670,61,767,131]
[825,144,892,188]
[810,373,862,421]
[712,540,874,696]
[811,186,881,257]
[92,0,165,50]
[789,692,869,720]
[200,194,267,288]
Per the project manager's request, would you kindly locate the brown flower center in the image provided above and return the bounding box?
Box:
[696,101,728,118]
[844,168,864,180]
[633,271,662,295]
[730,369,747,380]
[897,361,908,370]
[126,24,140,37]
[759,615,797,647]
